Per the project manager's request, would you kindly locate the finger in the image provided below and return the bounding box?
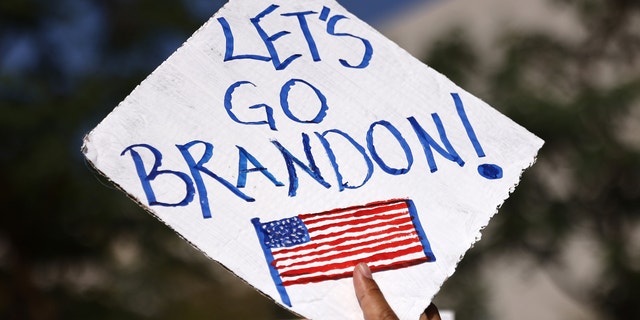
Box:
[420,303,441,320]
[353,262,399,320]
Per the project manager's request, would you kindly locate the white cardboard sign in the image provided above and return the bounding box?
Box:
[83,0,543,319]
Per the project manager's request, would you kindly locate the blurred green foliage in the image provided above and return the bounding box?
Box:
[1,0,639,319]
[426,0,640,319]
[1,1,293,319]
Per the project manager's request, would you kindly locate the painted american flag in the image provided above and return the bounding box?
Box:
[251,198,436,306]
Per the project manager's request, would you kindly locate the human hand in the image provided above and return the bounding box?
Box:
[353,262,441,320]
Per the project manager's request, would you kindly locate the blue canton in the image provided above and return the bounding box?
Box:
[259,216,310,248]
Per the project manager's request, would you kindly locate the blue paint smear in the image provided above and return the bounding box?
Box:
[478,164,503,180]
[251,218,293,307]
[405,199,436,262]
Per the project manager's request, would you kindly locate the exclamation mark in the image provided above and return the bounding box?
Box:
[451,93,503,180]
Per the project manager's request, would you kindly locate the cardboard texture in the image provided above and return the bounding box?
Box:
[82,0,544,319]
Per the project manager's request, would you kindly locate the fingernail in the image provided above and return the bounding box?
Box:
[357,262,373,279]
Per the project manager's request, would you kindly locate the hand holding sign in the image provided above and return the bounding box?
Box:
[83,0,543,319]
[353,263,442,320]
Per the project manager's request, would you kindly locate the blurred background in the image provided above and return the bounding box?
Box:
[1,0,639,319]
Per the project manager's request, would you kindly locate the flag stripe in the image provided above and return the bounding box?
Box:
[279,245,427,279]
[272,217,415,256]
[275,234,423,270]
[277,243,424,277]
[305,215,413,241]
[277,240,425,273]
[271,229,418,265]
[298,201,408,224]
[281,256,429,286]
[305,210,408,233]
[271,224,416,256]
[281,251,429,284]
[273,224,417,260]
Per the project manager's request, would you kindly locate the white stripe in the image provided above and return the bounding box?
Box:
[272,230,420,260]
[280,251,426,283]
[277,232,421,269]
[303,208,409,230]
[299,202,408,224]
[276,241,424,274]
[305,215,413,241]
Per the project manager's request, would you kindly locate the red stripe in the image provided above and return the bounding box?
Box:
[280,256,429,286]
[275,236,423,270]
[272,232,420,267]
[272,223,416,256]
[299,201,409,224]
[278,245,426,278]
[305,210,408,233]
[307,216,414,242]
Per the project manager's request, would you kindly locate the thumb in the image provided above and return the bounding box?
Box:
[419,303,442,320]
[353,263,399,320]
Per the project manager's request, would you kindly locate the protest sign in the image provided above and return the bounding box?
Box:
[82,0,544,318]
